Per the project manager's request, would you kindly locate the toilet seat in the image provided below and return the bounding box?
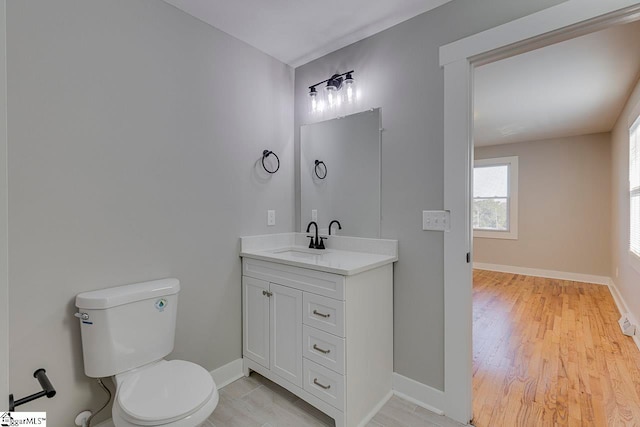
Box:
[113,359,217,427]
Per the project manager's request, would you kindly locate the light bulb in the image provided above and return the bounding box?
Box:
[344,73,355,104]
[309,87,318,114]
[325,76,341,110]
[326,88,336,107]
[327,86,336,107]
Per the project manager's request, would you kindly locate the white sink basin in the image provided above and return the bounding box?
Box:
[271,248,329,260]
[239,234,398,275]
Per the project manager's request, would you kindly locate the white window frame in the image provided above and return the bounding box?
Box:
[473,156,518,240]
[629,113,640,274]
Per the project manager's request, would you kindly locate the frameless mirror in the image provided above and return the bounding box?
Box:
[300,108,381,238]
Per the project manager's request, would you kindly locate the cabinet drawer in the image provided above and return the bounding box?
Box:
[303,359,345,411]
[243,258,345,300]
[303,325,345,375]
[303,293,345,337]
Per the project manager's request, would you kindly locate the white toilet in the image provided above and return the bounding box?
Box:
[75,278,219,427]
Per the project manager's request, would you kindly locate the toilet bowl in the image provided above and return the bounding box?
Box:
[111,360,219,427]
[75,279,219,427]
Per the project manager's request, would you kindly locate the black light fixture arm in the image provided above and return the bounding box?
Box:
[308,70,354,90]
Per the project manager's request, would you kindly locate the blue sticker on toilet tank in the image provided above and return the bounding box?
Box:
[155,298,167,312]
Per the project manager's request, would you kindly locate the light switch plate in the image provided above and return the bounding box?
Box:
[267,210,276,226]
[311,209,318,222]
[422,210,450,231]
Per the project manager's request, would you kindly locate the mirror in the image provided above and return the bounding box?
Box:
[300,108,381,238]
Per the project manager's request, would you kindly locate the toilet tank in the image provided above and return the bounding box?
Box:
[75,278,180,378]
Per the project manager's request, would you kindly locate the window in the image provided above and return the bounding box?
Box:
[473,156,518,239]
[630,116,640,261]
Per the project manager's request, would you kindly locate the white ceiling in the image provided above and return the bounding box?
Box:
[163,0,451,67]
[474,20,640,147]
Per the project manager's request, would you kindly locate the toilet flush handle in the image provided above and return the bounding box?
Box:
[74,312,89,321]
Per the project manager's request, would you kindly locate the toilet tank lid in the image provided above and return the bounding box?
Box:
[76,278,180,309]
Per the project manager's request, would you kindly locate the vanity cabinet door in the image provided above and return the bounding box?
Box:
[243,276,270,369]
[270,283,303,387]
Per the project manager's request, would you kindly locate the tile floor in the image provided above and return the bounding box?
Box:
[205,372,465,427]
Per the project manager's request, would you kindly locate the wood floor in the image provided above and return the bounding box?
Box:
[472,270,640,427]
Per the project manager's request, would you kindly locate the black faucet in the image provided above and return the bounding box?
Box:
[328,220,342,235]
[305,221,326,249]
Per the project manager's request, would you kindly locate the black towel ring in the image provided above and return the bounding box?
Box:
[262,150,280,174]
[314,160,327,179]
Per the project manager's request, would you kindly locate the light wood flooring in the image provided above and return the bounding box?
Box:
[472,270,640,427]
[207,372,464,427]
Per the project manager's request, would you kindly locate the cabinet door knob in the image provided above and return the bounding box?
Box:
[313,378,331,390]
[313,344,330,354]
[262,290,272,297]
[312,309,330,318]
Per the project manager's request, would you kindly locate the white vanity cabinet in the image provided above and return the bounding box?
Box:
[242,276,303,387]
[241,256,393,427]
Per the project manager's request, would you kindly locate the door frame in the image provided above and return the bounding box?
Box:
[440,0,640,423]
[1,0,8,407]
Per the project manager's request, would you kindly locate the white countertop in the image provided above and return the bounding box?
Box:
[239,233,398,276]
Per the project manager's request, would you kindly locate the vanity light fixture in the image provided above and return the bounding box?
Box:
[308,70,356,114]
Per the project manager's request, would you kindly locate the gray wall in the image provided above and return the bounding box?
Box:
[294,0,566,390]
[7,1,293,424]
[612,75,640,324]
[474,134,611,276]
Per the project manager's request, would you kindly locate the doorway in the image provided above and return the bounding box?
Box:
[440,2,640,424]
[469,18,640,424]
[0,0,9,406]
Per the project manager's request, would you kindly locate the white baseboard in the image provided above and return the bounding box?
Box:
[608,279,640,352]
[473,262,610,285]
[392,372,444,416]
[607,278,629,317]
[210,357,244,389]
[357,390,394,427]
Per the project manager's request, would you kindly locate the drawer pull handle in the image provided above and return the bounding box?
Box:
[313,309,330,318]
[313,378,331,390]
[262,290,272,297]
[313,344,331,354]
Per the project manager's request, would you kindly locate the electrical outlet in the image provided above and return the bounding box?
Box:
[422,210,451,231]
[311,210,318,222]
[267,210,276,226]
